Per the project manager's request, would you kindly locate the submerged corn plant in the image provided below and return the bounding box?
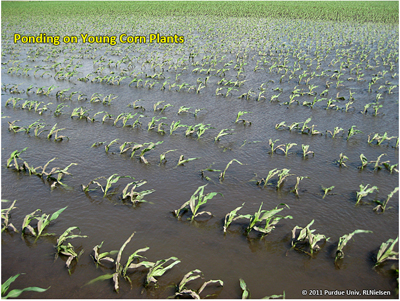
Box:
[171,269,223,299]
[335,230,372,266]
[86,232,152,292]
[373,187,399,213]
[356,184,378,205]
[22,206,67,241]
[214,128,234,142]
[240,203,292,237]
[336,153,349,167]
[374,237,399,268]
[347,125,363,141]
[290,220,329,256]
[322,186,335,199]
[1,200,18,232]
[302,145,314,158]
[223,203,245,233]
[7,147,28,170]
[144,257,181,287]
[277,143,297,156]
[235,111,252,124]
[277,169,294,189]
[121,180,155,205]
[290,176,309,196]
[174,184,222,221]
[1,274,49,299]
[177,155,201,167]
[239,278,285,299]
[82,174,135,197]
[219,159,243,181]
[159,149,177,164]
[55,227,87,271]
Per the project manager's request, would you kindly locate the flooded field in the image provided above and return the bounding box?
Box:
[1,2,399,299]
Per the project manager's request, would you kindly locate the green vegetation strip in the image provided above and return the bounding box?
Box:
[2,1,398,24]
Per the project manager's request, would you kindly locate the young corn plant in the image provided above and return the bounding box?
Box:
[359,154,369,170]
[82,174,135,197]
[277,169,294,188]
[121,180,155,205]
[219,159,243,181]
[169,120,187,135]
[239,278,285,299]
[223,203,245,233]
[336,153,349,167]
[326,127,343,138]
[159,149,177,164]
[356,184,379,205]
[144,257,181,288]
[176,155,201,167]
[91,241,118,268]
[1,274,49,299]
[137,141,163,164]
[277,143,297,156]
[290,176,309,196]
[55,227,87,271]
[7,147,28,171]
[347,126,363,141]
[86,232,152,292]
[235,111,252,125]
[302,145,314,158]
[240,203,292,237]
[322,186,335,199]
[374,237,399,268]
[1,200,18,233]
[257,168,281,187]
[23,206,67,242]
[291,220,329,256]
[171,269,223,299]
[373,187,399,213]
[173,184,222,221]
[335,230,373,266]
[214,129,234,142]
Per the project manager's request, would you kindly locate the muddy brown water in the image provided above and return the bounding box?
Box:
[1,13,399,299]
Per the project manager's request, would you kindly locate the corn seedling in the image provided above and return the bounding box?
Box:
[356,184,378,205]
[277,143,297,156]
[219,159,242,181]
[1,274,49,299]
[121,181,155,205]
[336,153,349,167]
[159,149,176,164]
[7,147,28,170]
[275,121,287,130]
[326,127,344,138]
[47,123,67,140]
[137,141,163,164]
[291,176,309,196]
[322,186,335,199]
[171,269,223,299]
[214,128,234,142]
[240,203,292,236]
[1,200,18,233]
[258,168,280,187]
[374,237,399,268]
[145,257,181,287]
[55,227,87,270]
[268,139,283,154]
[302,145,314,158]
[239,278,284,299]
[359,154,369,170]
[370,154,389,170]
[86,233,152,292]
[383,162,398,173]
[148,116,167,131]
[105,139,119,153]
[291,220,329,256]
[235,111,252,124]
[170,120,186,135]
[335,230,373,264]
[223,203,245,233]
[54,104,69,117]
[82,174,135,197]
[71,106,91,120]
[347,126,363,141]
[174,184,222,221]
[91,241,118,267]
[373,187,399,213]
